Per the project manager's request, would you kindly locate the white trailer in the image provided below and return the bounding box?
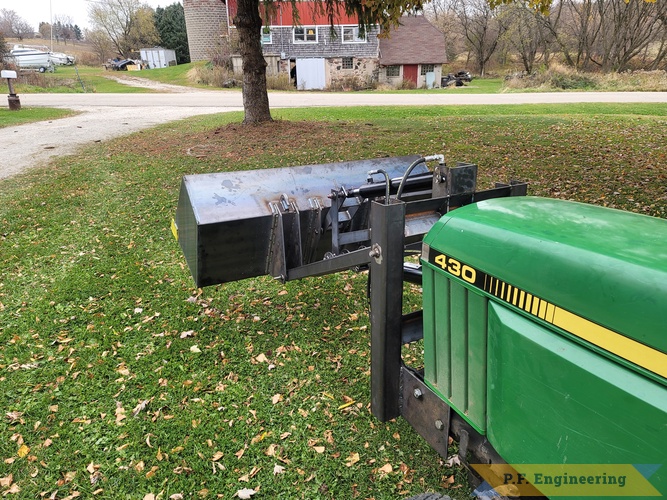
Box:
[139,48,177,69]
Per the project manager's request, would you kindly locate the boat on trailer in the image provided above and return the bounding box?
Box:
[7,45,54,73]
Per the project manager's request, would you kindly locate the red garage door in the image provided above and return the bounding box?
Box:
[403,64,418,85]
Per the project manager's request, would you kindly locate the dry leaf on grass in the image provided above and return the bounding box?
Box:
[345,452,360,467]
[236,488,256,499]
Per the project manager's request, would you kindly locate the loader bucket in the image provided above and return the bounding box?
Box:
[174,155,427,287]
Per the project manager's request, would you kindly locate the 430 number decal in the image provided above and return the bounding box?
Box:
[433,254,477,284]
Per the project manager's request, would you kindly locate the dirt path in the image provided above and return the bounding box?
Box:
[103,74,208,93]
[0,105,233,180]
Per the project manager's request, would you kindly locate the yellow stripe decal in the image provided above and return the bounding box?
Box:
[552,308,667,379]
[524,294,532,313]
[428,250,667,379]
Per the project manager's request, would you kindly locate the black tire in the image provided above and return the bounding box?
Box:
[406,494,452,500]
[39,66,46,73]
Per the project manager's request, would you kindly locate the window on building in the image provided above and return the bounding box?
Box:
[261,27,272,45]
[421,64,435,75]
[342,26,366,43]
[342,57,354,69]
[386,65,400,77]
[294,26,317,43]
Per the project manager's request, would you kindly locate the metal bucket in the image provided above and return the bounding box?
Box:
[174,156,427,287]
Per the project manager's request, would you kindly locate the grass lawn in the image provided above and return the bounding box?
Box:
[1,104,666,499]
[0,107,75,128]
[0,66,155,94]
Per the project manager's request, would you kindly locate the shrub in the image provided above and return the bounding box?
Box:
[189,64,238,87]
[396,79,417,90]
[551,72,595,89]
[266,73,292,91]
[503,64,667,92]
[327,75,377,91]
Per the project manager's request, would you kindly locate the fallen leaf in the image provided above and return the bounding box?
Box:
[273,464,285,475]
[236,488,256,499]
[143,495,156,500]
[271,394,283,404]
[0,474,12,487]
[345,452,360,467]
[190,345,201,353]
[115,402,126,425]
[445,455,461,467]
[211,451,224,462]
[17,445,30,458]
[3,484,20,495]
[255,353,268,363]
[132,400,150,417]
[169,495,184,500]
[180,330,194,338]
[378,463,393,474]
[313,446,325,454]
[338,401,355,410]
[265,444,277,457]
[5,411,23,422]
[250,432,269,445]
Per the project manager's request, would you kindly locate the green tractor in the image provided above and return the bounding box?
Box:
[173,155,666,498]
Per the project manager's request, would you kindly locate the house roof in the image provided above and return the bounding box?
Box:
[227,0,359,26]
[379,16,447,66]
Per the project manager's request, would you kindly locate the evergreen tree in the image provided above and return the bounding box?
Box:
[155,3,190,64]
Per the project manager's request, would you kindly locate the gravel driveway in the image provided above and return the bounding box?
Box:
[2,77,666,180]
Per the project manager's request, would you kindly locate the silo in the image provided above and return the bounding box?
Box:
[183,0,229,62]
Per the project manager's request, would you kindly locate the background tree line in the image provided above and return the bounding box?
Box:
[0,1,189,66]
[426,0,667,75]
[86,0,189,64]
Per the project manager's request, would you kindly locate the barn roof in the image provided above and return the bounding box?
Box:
[379,16,447,66]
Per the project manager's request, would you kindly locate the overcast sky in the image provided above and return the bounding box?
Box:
[9,0,181,32]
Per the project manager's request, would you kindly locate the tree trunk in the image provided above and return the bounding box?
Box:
[234,0,272,124]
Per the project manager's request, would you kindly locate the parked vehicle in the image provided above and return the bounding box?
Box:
[6,45,54,73]
[49,51,75,66]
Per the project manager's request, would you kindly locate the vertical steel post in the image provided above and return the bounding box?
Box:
[369,199,406,421]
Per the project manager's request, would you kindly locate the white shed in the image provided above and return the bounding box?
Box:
[139,48,177,69]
